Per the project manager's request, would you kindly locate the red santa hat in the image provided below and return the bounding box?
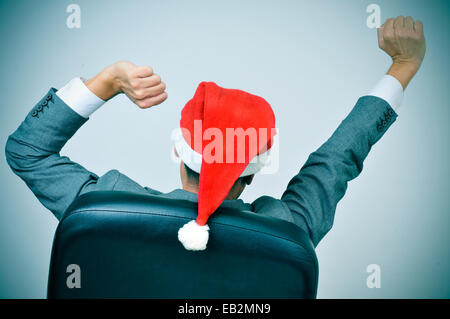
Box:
[174,81,276,251]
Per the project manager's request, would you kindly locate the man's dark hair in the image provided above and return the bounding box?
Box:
[184,163,200,183]
[184,163,252,185]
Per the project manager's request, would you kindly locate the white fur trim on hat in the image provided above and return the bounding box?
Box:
[178,220,210,251]
[172,127,272,176]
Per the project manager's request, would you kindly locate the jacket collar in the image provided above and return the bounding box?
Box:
[161,188,252,212]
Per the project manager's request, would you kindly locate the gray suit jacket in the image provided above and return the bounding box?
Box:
[5,88,397,247]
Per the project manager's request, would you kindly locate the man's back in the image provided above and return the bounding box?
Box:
[5,88,398,248]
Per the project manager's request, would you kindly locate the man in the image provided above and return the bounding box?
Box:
[5,17,426,251]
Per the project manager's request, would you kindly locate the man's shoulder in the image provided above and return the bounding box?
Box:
[81,169,162,196]
[251,195,295,224]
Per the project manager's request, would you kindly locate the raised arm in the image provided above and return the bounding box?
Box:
[5,61,167,220]
[281,16,426,246]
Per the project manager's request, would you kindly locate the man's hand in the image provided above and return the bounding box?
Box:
[85,61,168,108]
[377,16,426,89]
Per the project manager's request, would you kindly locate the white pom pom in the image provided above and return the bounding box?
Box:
[178,220,210,251]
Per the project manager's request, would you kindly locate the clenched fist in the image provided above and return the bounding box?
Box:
[86,60,168,108]
[378,16,426,67]
[378,16,426,89]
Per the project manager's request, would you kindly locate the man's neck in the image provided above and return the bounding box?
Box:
[182,184,199,195]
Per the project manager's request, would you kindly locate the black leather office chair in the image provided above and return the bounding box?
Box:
[47,191,318,298]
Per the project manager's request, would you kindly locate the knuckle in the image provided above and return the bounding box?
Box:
[384,32,394,40]
[135,91,145,99]
[143,101,153,108]
[130,80,139,89]
[396,29,405,37]
[137,101,145,108]
[145,66,153,74]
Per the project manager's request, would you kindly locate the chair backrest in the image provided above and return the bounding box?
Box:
[47,191,318,298]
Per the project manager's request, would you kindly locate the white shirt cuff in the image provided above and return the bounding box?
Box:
[56,77,105,118]
[368,75,404,112]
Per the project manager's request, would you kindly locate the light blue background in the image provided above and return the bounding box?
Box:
[0,0,448,298]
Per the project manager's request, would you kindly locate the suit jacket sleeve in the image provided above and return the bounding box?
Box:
[281,96,398,247]
[5,88,119,220]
